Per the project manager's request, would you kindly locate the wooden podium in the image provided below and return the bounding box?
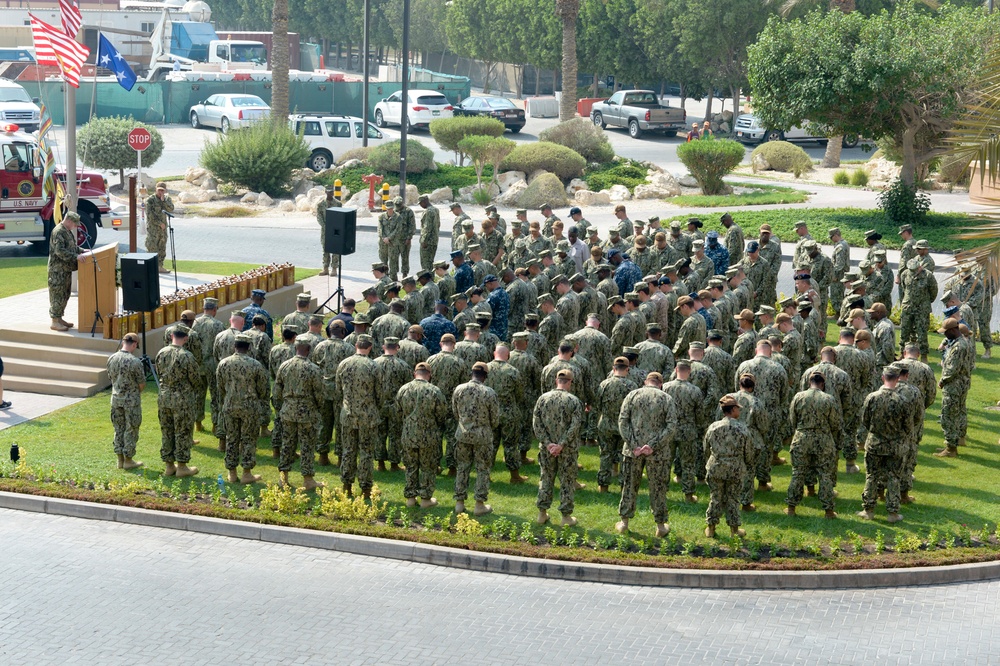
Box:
[78,244,119,336]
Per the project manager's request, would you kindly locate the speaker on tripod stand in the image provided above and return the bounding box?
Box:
[316,207,356,314]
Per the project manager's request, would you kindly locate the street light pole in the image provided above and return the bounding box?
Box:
[362,0,371,147]
[398,0,410,198]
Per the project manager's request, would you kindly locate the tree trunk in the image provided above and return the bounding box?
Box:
[271,0,290,124]
[705,88,713,121]
[535,68,542,95]
[555,0,579,121]
[821,135,843,168]
[901,124,918,188]
[679,83,686,111]
[592,73,599,97]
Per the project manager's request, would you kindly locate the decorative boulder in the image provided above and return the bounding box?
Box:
[278,200,296,212]
[348,190,370,206]
[388,183,420,204]
[178,190,201,204]
[201,176,218,191]
[428,186,453,204]
[240,192,258,204]
[606,184,631,201]
[458,183,500,203]
[527,169,549,184]
[565,178,588,195]
[634,184,676,200]
[678,174,699,188]
[296,194,313,212]
[185,166,209,184]
[646,171,681,197]
[497,180,528,206]
[497,170,527,193]
[751,152,771,173]
[338,159,363,170]
[256,192,274,207]
[574,189,611,206]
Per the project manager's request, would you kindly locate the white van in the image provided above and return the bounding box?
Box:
[0,79,41,133]
[289,114,387,171]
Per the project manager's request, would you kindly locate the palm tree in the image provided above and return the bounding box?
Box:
[271,0,290,125]
[946,50,1000,287]
[555,0,579,122]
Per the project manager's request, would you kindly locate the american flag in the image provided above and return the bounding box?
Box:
[58,0,82,39]
[29,14,89,88]
[37,103,57,200]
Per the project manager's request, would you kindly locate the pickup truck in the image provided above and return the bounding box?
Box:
[734,114,860,148]
[590,90,687,139]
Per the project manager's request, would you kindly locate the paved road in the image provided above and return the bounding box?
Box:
[1,508,997,665]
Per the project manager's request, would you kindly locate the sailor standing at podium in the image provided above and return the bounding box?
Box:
[145,182,174,273]
[48,211,85,332]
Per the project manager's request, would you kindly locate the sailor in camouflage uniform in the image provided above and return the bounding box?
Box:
[396,362,449,508]
[268,327,298,458]
[281,293,313,335]
[192,298,226,434]
[509,332,543,465]
[734,339,788,490]
[309,321,353,466]
[336,335,380,498]
[784,372,842,518]
[47,211,83,331]
[934,318,974,457]
[615,372,677,537]
[107,333,145,470]
[217,333,270,485]
[857,366,910,522]
[273,336,326,490]
[428,333,468,475]
[663,359,705,502]
[595,357,638,491]
[156,326,202,478]
[374,337,412,471]
[898,345,936,501]
[486,344,526,483]
[533,368,585,526]
[703,395,753,538]
[452,362,500,516]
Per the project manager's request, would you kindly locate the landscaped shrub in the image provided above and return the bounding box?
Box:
[500,141,587,179]
[336,146,372,165]
[200,120,310,196]
[584,161,647,193]
[833,170,850,185]
[850,169,869,187]
[517,172,569,208]
[367,139,436,174]
[429,116,506,165]
[78,116,164,186]
[676,137,745,195]
[878,178,930,225]
[750,140,814,175]
[937,154,971,185]
[539,117,615,163]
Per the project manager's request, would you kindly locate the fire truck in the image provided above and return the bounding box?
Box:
[0,122,123,252]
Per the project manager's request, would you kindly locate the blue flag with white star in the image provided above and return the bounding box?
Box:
[97,32,136,91]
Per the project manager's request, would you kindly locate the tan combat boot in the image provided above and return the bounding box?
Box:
[240,468,262,484]
[454,500,466,514]
[825,509,838,519]
[303,475,326,490]
[406,497,417,507]
[598,485,608,493]
[377,461,387,472]
[419,497,438,509]
[934,447,957,458]
[195,421,204,432]
[59,317,74,329]
[805,485,816,497]
[390,463,402,472]
[685,493,698,503]
[123,457,143,470]
[614,519,629,534]
[175,463,199,478]
[900,492,915,504]
[163,462,177,476]
[445,466,456,477]
[655,523,670,538]
[342,482,353,498]
[845,460,860,474]
[887,513,903,524]
[705,524,716,538]
[227,468,239,483]
[982,349,991,359]
[474,501,492,516]
[784,506,796,516]
[730,526,746,538]
[116,454,125,469]
[772,452,786,466]
[561,514,577,527]
[574,480,586,490]
[856,509,875,520]
[520,453,534,465]
[217,437,226,453]
[742,503,756,512]
[536,509,549,524]
[509,470,527,484]
[50,318,68,332]
[272,446,280,459]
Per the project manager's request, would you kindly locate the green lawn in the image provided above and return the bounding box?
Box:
[1,324,997,564]
[672,184,809,208]
[0,260,318,300]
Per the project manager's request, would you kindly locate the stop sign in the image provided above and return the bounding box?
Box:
[128,127,152,151]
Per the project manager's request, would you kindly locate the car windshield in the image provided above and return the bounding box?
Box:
[3,142,34,172]
[623,92,658,105]
[415,95,447,106]
[230,45,267,64]
[484,98,516,109]
[230,96,267,108]
[0,86,32,103]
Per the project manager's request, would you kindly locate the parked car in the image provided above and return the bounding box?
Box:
[289,113,386,171]
[373,89,453,131]
[454,96,525,133]
[0,79,41,133]
[590,90,687,139]
[734,114,859,148]
[189,94,270,133]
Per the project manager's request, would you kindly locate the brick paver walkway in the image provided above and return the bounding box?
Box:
[1,508,997,664]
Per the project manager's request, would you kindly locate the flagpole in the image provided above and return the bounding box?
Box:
[66,81,76,212]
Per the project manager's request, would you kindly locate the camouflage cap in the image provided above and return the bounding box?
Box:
[898,224,912,234]
[235,333,252,344]
[707,329,723,340]
[414,362,431,373]
[296,333,315,345]
[524,311,540,322]
[352,312,370,324]
[296,292,312,303]
[461,220,475,229]
[64,211,81,223]
[689,341,705,350]
[754,305,776,317]
[393,195,404,206]
[384,336,400,346]
[372,262,388,272]
[465,322,482,332]
[624,292,641,302]
[646,322,662,333]
[914,239,930,250]
[676,358,691,370]
[622,346,639,357]
[417,269,432,280]
[855,330,872,342]
[719,394,739,408]
[538,249,553,259]
[467,244,482,253]
[941,289,956,303]
[451,292,468,303]
[779,296,796,309]
[735,308,755,322]
[864,229,882,240]
[882,365,900,379]
[516,209,527,216]
[475,311,493,323]
[827,227,841,238]
[433,260,449,270]
[512,331,530,341]
[440,333,456,344]
[607,296,624,310]
[794,220,808,229]
[203,297,218,309]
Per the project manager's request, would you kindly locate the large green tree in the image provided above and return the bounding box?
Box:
[748,2,999,186]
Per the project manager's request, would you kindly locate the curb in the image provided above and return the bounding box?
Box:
[3,491,999,589]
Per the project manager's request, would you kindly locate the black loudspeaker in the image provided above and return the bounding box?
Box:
[121,252,161,312]
[324,207,357,255]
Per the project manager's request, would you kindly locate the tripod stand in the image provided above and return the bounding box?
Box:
[165,210,179,294]
[313,256,345,315]
[82,233,103,339]
[138,312,159,389]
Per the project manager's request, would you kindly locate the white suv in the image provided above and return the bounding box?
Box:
[0,79,41,133]
[373,90,454,131]
[289,114,387,171]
